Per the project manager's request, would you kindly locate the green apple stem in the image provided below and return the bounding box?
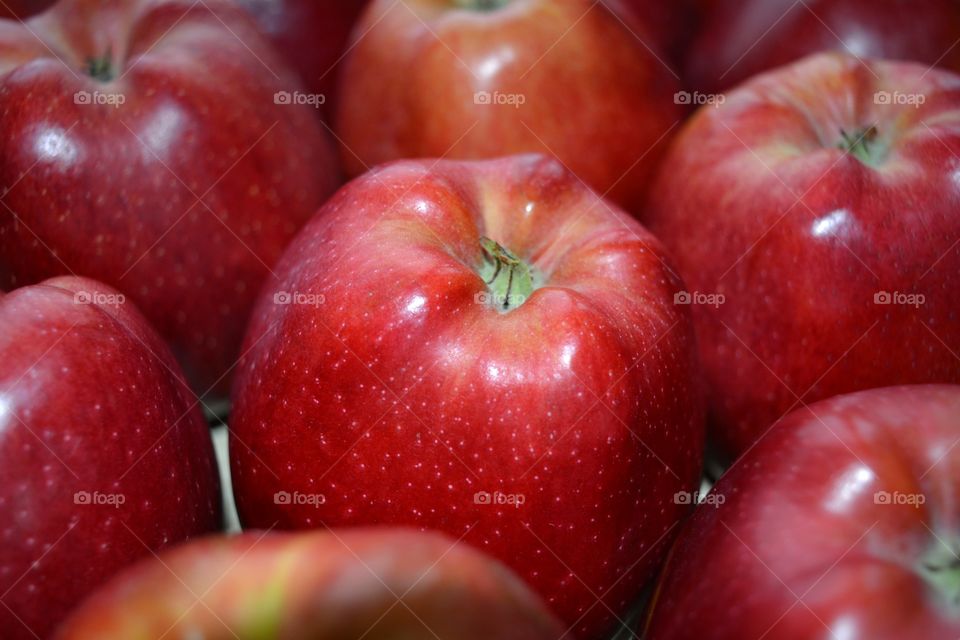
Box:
[919,542,960,610]
[838,126,883,166]
[478,236,535,312]
[452,0,510,11]
[85,51,114,82]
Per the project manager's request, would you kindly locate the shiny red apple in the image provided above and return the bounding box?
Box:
[233,0,368,121]
[229,154,705,639]
[644,384,960,640]
[0,0,340,398]
[334,0,683,214]
[57,528,567,639]
[0,276,221,639]
[646,53,960,459]
[688,0,960,94]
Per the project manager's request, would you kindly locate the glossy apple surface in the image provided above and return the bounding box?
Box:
[229,154,704,639]
[644,385,960,640]
[0,0,340,398]
[688,0,960,94]
[0,276,221,639]
[646,53,960,459]
[57,528,567,639]
[234,0,368,121]
[334,0,683,214]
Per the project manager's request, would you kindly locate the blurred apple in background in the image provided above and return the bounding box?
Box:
[0,277,221,639]
[57,528,568,639]
[335,0,683,215]
[234,0,369,122]
[644,385,960,640]
[646,53,960,459]
[229,154,704,639]
[688,0,960,94]
[606,0,696,64]
[0,0,340,399]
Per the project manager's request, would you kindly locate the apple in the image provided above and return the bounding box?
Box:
[233,0,369,122]
[645,53,960,459]
[0,0,54,18]
[643,384,960,640]
[687,0,960,94]
[229,154,705,639]
[0,276,221,639]
[0,0,341,398]
[605,0,695,63]
[334,0,684,214]
[56,528,567,639]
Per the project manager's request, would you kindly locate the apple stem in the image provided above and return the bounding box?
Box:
[85,51,114,82]
[919,543,960,609]
[452,0,509,11]
[478,236,536,312]
[838,126,882,166]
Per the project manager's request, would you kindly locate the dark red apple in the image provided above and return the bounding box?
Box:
[646,53,960,459]
[688,0,960,94]
[229,154,705,639]
[605,0,695,63]
[644,384,960,640]
[233,0,369,122]
[57,528,567,639]
[0,0,340,398]
[0,276,221,639]
[334,0,683,214]
[0,0,55,19]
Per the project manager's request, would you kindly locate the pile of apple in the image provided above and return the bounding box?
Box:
[0,1,957,639]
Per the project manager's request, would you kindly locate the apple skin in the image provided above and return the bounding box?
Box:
[56,528,568,639]
[645,53,960,459]
[688,0,960,94]
[229,154,705,639]
[334,0,683,214]
[0,0,55,18]
[606,0,695,63]
[0,276,221,639]
[232,0,369,122]
[644,385,960,640]
[0,0,340,398]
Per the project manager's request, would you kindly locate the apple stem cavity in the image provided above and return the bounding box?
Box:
[85,52,115,82]
[453,0,510,11]
[478,236,536,312]
[838,126,884,166]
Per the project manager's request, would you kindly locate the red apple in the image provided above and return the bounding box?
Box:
[233,0,369,122]
[688,0,960,94]
[605,0,696,63]
[56,528,567,639]
[645,53,960,459]
[0,0,340,398]
[229,154,705,639]
[0,276,221,639]
[334,0,684,214]
[644,384,960,640]
[0,0,54,18]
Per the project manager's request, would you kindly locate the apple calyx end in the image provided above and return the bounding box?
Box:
[837,126,884,167]
[478,236,535,312]
[919,542,960,612]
